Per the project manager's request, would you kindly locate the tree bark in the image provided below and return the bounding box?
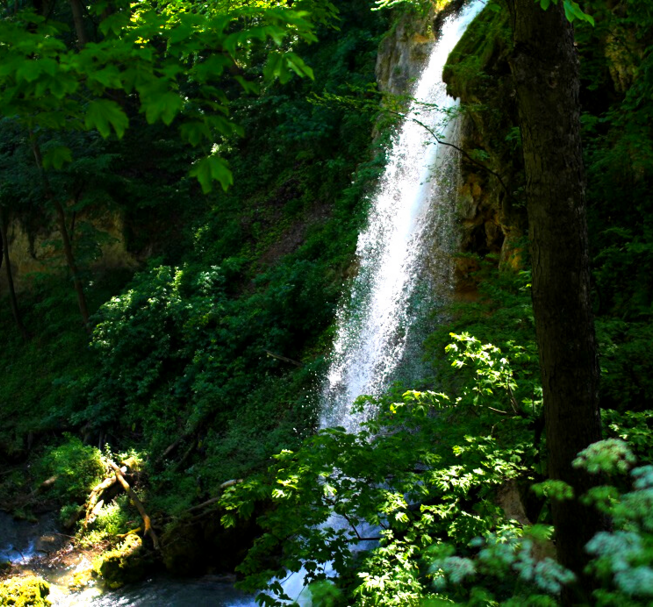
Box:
[69,0,89,47]
[504,0,603,598]
[29,134,91,332]
[0,206,29,341]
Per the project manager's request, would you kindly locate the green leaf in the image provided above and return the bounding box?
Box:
[168,21,194,44]
[179,121,211,147]
[563,0,595,25]
[189,156,233,193]
[16,61,43,83]
[85,99,129,138]
[49,74,78,99]
[531,479,574,501]
[234,76,260,95]
[89,66,123,89]
[41,146,72,170]
[144,92,183,126]
[285,53,314,80]
[0,57,23,78]
[99,12,131,37]
[263,52,284,82]
[193,55,230,83]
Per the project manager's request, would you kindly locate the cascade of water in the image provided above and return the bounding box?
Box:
[277,4,485,605]
[319,0,484,433]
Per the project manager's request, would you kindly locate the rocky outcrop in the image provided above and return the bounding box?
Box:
[0,209,137,294]
[440,0,649,283]
[376,1,472,96]
[376,10,435,97]
[442,2,527,277]
[160,511,260,577]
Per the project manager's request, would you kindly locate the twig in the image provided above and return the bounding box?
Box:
[506,383,520,414]
[487,406,511,415]
[387,108,512,198]
[264,350,302,367]
[186,479,244,514]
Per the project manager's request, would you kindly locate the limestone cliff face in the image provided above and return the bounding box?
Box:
[0,210,137,294]
[439,0,646,286]
[443,3,527,278]
[375,10,435,96]
[375,0,466,96]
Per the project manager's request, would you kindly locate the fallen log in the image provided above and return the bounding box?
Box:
[84,475,118,528]
[107,460,160,551]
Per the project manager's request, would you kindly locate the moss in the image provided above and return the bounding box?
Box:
[93,533,147,590]
[443,0,511,102]
[67,568,94,591]
[0,577,50,607]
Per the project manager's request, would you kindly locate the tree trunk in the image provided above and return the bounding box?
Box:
[53,198,91,331]
[29,134,91,332]
[0,206,29,341]
[69,0,89,47]
[505,0,603,598]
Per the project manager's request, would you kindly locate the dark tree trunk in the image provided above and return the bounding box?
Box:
[53,198,91,330]
[29,135,91,333]
[505,0,603,599]
[0,207,29,341]
[69,0,89,47]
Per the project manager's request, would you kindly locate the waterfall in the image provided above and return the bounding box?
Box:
[319,0,484,433]
[277,3,484,605]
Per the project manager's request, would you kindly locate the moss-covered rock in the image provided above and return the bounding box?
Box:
[443,0,527,269]
[443,0,511,103]
[93,533,148,589]
[0,576,50,607]
[160,521,204,576]
[67,568,95,591]
[160,510,261,577]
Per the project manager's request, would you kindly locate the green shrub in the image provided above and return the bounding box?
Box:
[36,435,104,503]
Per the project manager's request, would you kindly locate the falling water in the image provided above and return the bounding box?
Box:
[278,3,485,605]
[319,0,484,433]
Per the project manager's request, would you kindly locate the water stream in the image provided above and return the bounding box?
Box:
[320,0,483,433]
[1,3,481,604]
[281,2,483,603]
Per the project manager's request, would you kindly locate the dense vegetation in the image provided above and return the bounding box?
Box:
[1,0,652,605]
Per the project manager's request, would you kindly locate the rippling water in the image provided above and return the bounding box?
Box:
[1,511,252,606]
[52,574,252,606]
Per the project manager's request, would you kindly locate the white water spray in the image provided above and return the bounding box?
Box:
[319,1,483,433]
[278,3,484,605]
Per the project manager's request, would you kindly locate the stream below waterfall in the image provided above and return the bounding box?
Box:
[1,2,481,605]
[0,511,252,606]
